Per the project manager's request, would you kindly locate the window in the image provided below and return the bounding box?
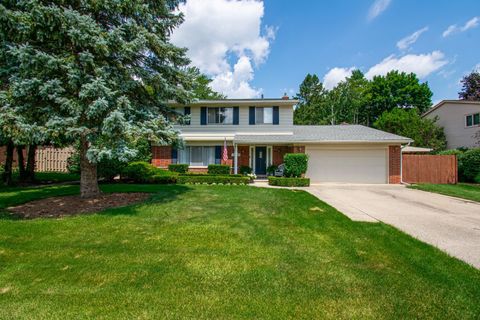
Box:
[178,147,216,166]
[255,107,273,124]
[466,113,480,127]
[207,107,233,124]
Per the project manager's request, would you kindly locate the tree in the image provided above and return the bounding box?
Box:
[293,74,330,125]
[374,108,446,151]
[1,1,193,197]
[367,71,433,125]
[459,70,480,101]
[189,67,226,100]
[327,70,370,125]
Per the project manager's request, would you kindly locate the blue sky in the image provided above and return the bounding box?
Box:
[172,0,479,104]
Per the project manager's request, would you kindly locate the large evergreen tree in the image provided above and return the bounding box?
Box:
[293,74,330,125]
[0,0,194,197]
[189,67,226,100]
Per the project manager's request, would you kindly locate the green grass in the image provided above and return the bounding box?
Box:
[0,184,479,319]
[0,171,80,191]
[409,183,480,202]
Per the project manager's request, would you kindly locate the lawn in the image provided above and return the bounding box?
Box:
[0,171,80,191]
[409,183,480,202]
[0,184,479,319]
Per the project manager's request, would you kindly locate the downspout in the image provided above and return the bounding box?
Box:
[400,142,411,184]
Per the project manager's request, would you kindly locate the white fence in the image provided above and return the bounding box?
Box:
[35,147,75,172]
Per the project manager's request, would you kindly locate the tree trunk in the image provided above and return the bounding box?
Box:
[25,145,37,182]
[3,141,14,186]
[80,136,100,198]
[16,145,26,182]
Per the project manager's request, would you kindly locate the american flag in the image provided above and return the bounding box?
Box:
[222,138,228,163]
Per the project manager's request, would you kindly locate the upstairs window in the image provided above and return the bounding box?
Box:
[255,107,273,124]
[466,113,480,127]
[208,107,233,125]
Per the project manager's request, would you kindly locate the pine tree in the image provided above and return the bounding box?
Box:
[0,1,194,196]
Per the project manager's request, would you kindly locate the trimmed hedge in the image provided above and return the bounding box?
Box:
[180,173,243,177]
[208,164,231,175]
[239,165,252,175]
[268,176,310,187]
[168,164,189,173]
[122,161,177,183]
[284,153,308,178]
[461,148,480,182]
[177,175,250,185]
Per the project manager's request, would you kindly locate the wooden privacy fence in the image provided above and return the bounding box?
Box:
[402,154,457,184]
[35,147,75,172]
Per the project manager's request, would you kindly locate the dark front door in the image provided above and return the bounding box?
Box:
[255,147,267,175]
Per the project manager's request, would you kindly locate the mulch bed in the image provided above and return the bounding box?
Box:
[8,193,151,219]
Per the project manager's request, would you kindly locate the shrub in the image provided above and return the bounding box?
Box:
[239,165,252,175]
[460,148,480,182]
[122,161,177,183]
[177,175,250,185]
[268,176,310,187]
[168,164,189,173]
[0,164,4,180]
[266,165,278,176]
[208,164,230,175]
[284,153,308,178]
[180,173,243,177]
[437,149,464,156]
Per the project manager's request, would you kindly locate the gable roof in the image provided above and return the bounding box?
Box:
[233,125,412,144]
[423,100,480,117]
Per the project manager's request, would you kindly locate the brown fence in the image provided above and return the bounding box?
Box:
[35,147,75,172]
[402,154,457,184]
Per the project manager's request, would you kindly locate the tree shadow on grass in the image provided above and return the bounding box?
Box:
[0,184,193,220]
[97,184,193,217]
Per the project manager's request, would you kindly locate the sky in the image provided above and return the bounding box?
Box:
[171,0,480,104]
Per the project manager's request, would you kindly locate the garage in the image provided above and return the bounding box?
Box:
[305,146,388,184]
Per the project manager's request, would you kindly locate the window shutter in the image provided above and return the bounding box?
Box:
[200,107,207,125]
[171,148,178,164]
[233,107,239,125]
[273,106,279,125]
[184,107,191,125]
[249,107,255,125]
[215,146,222,164]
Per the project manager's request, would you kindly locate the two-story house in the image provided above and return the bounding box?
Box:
[151,97,411,184]
[423,100,480,149]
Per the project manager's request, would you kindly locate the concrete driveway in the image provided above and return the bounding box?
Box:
[307,184,480,269]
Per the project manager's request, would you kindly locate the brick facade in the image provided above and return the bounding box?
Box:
[388,145,401,184]
[151,146,172,168]
[237,146,250,168]
[272,146,292,165]
[293,145,305,153]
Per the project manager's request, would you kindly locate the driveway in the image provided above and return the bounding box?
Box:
[307,184,480,269]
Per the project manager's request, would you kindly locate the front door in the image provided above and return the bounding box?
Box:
[255,147,267,175]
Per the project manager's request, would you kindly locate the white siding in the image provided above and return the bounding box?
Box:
[175,105,294,133]
[425,102,480,149]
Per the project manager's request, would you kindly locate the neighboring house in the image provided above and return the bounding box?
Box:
[423,100,480,149]
[152,97,411,184]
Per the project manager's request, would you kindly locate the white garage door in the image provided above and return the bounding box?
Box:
[306,147,388,184]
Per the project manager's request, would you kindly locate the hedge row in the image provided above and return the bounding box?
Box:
[268,176,310,187]
[168,164,189,173]
[177,175,250,185]
[207,164,231,175]
[122,161,178,183]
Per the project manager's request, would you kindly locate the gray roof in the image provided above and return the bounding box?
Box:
[234,125,412,144]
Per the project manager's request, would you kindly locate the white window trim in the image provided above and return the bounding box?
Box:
[207,107,234,125]
[255,107,274,125]
[465,112,480,128]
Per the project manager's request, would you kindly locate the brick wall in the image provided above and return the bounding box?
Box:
[237,146,250,168]
[272,146,292,165]
[293,146,305,153]
[151,146,172,168]
[388,145,401,184]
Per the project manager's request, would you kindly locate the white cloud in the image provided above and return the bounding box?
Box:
[323,67,356,90]
[365,51,448,79]
[442,16,479,37]
[171,0,274,98]
[396,26,428,51]
[368,0,391,20]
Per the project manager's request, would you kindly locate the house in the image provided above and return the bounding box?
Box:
[423,100,480,149]
[151,97,412,184]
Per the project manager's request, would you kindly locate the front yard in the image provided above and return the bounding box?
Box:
[0,184,479,319]
[409,183,480,202]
